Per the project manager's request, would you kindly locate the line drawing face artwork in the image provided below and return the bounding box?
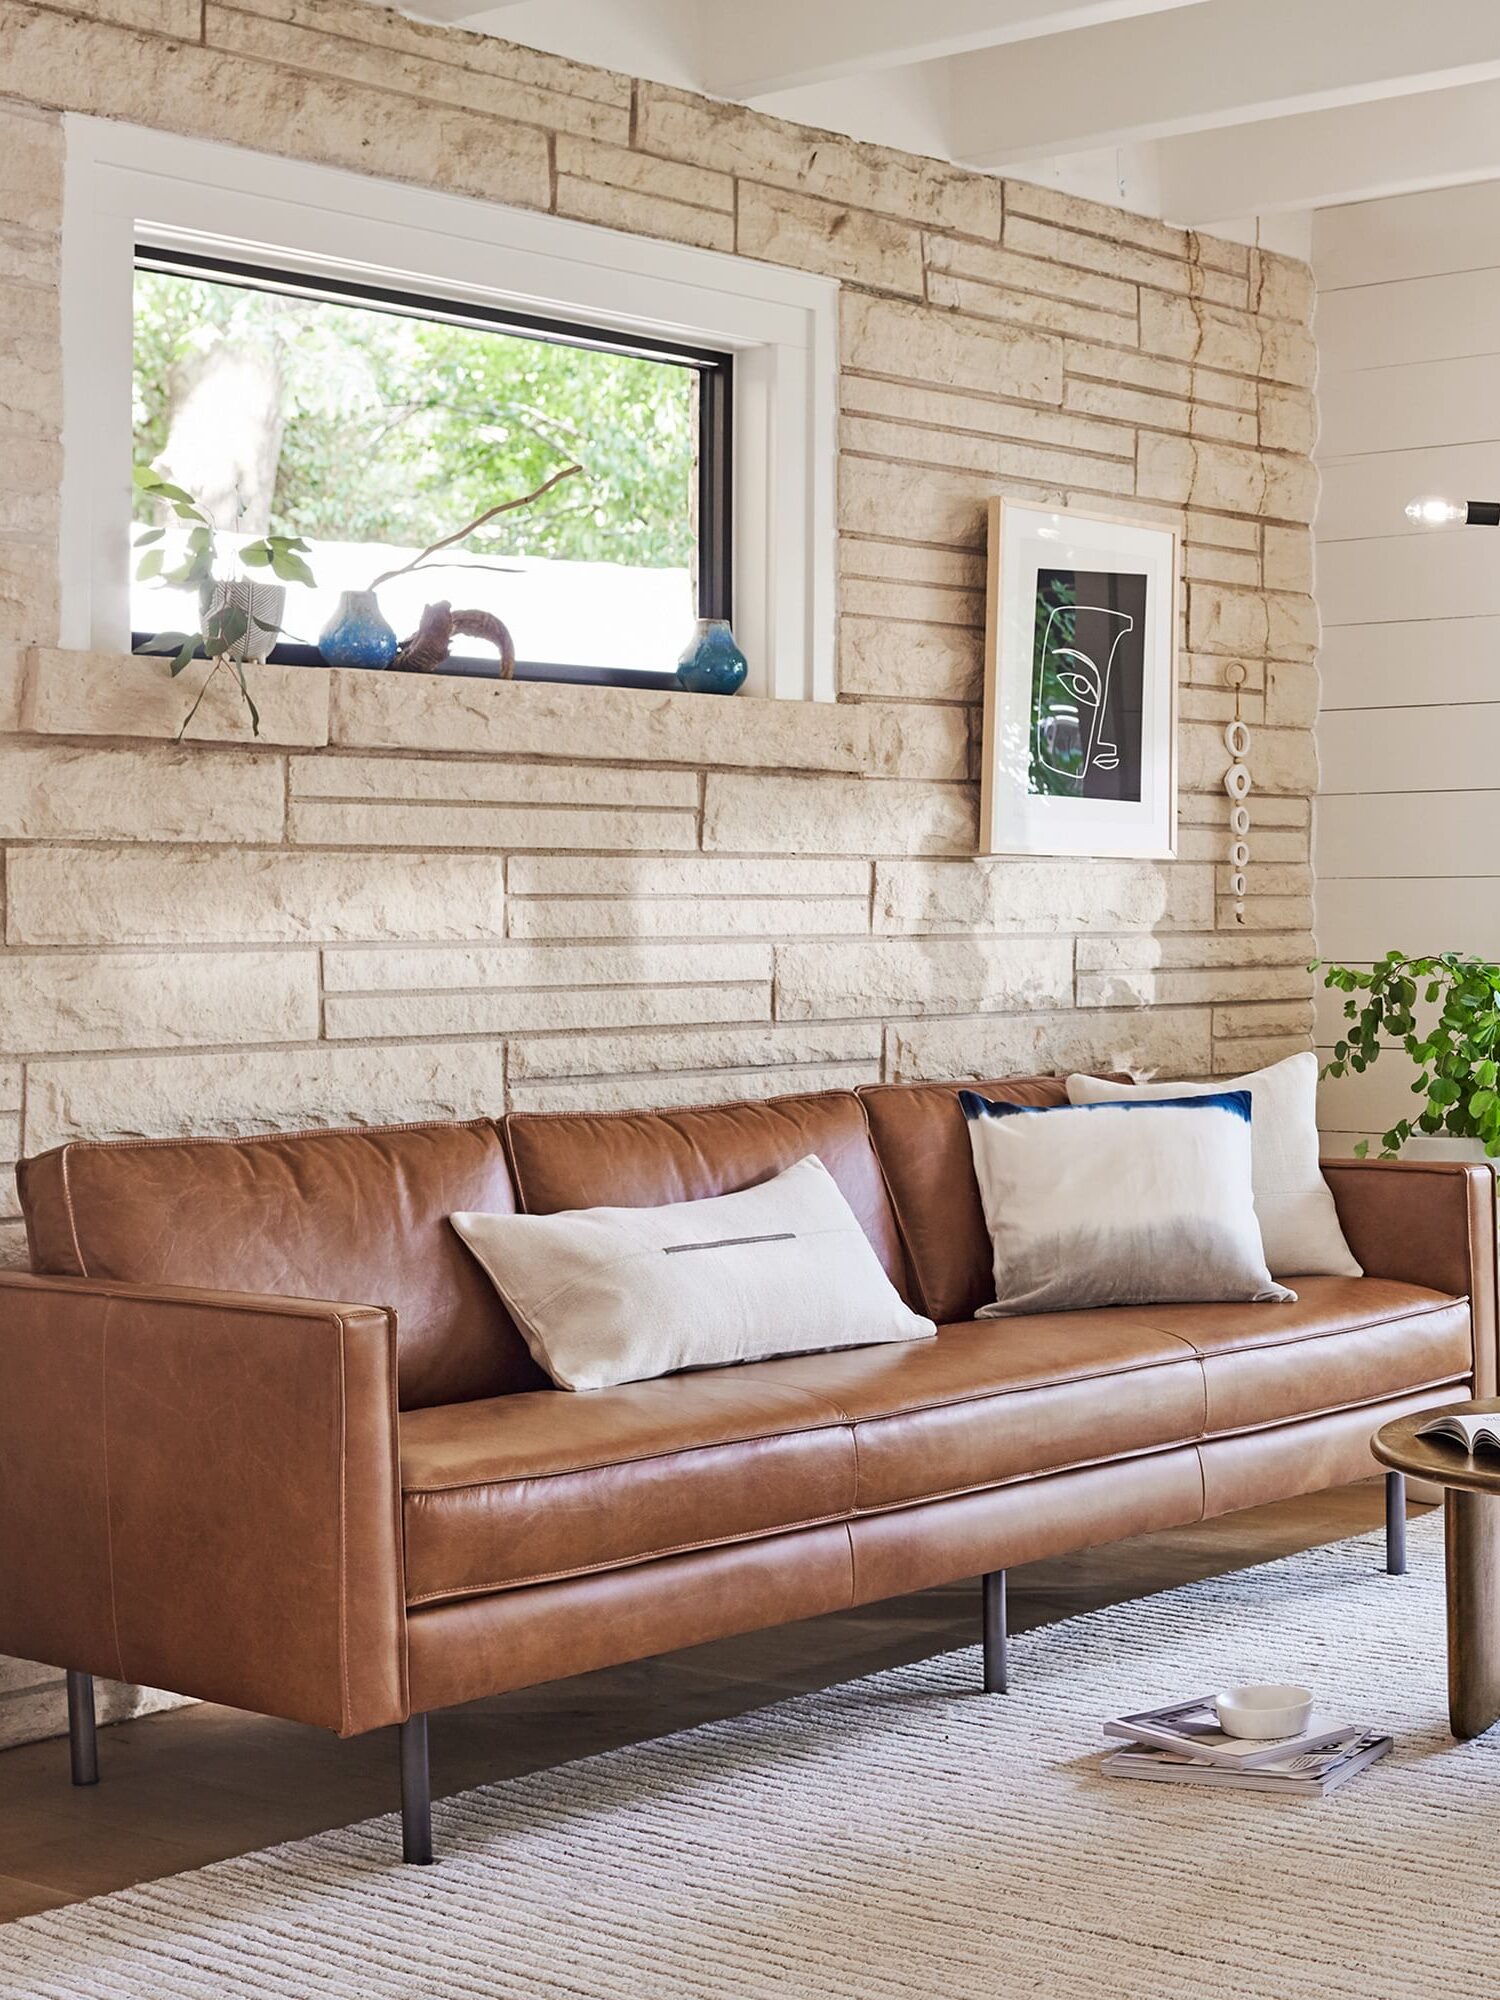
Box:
[1029,567,1147,803]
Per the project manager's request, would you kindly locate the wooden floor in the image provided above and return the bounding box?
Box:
[0,1482,1411,1923]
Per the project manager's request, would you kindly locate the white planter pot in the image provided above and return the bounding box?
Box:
[199,579,285,663]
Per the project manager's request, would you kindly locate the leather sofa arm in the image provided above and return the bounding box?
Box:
[1322,1157,1499,1397]
[0,1272,407,1736]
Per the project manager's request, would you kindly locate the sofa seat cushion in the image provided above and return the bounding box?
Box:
[400,1373,857,1604]
[1137,1276,1472,1433]
[400,1279,1473,1603]
[759,1311,1210,1511]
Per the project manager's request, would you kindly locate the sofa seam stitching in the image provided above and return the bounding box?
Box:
[405,1508,855,1602]
[1196,1370,1470,1448]
[1132,1294,1467,1357]
[99,1299,125,1684]
[335,1312,352,1739]
[406,1432,856,1496]
[403,1415,854,1494]
[58,1147,87,1274]
[385,1313,411,1722]
[4,1280,388,1324]
[35,1116,499,1160]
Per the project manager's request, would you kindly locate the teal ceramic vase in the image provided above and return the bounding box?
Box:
[319,589,398,669]
[675,618,747,695]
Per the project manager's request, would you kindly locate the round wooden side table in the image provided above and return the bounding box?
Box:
[1374,1399,1500,1740]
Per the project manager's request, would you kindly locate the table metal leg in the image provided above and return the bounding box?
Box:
[1386,1470,1408,1575]
[1446,1487,1500,1740]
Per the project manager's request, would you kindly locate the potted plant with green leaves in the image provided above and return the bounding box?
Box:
[1316,950,1500,1160]
[132,463,315,736]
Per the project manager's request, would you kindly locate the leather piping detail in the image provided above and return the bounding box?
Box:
[1130,1291,1467,1358]
[402,1409,850,1495]
[39,1115,499,1158]
[0,1275,391,1319]
[1194,1369,1473,1446]
[334,1312,351,1738]
[58,1148,87,1275]
[99,1299,125,1684]
[405,1506,856,1605]
[384,1312,412,1722]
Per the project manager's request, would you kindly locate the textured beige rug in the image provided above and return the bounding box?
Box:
[0,1517,1488,2000]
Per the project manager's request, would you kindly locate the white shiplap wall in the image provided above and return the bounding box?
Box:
[1314,182,1500,1151]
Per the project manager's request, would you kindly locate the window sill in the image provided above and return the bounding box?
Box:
[131,635,682,692]
[19,648,969,784]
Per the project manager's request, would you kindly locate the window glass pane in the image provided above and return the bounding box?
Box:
[130,267,700,673]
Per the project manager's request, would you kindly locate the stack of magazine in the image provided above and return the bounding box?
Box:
[1101,1696,1393,1797]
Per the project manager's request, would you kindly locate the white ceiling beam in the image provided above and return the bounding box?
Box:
[697,0,1211,103]
[951,0,1500,166]
[1156,71,1500,224]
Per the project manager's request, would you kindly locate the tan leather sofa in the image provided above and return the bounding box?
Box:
[1,1076,1493,1863]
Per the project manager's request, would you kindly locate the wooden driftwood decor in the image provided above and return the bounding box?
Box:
[394,601,517,677]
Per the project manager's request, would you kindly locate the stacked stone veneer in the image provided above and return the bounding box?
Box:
[0,0,1319,1741]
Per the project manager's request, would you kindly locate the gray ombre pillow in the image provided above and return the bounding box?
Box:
[960,1088,1296,1317]
[1065,1052,1360,1279]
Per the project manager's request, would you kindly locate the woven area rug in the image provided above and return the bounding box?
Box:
[2,1515,1492,2000]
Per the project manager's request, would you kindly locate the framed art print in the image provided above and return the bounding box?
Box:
[980,499,1179,858]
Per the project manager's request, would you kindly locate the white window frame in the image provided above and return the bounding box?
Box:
[59,116,839,702]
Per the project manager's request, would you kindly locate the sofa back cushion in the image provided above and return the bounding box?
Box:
[18,1121,541,1410]
[504,1090,910,1293]
[860,1077,1079,1323]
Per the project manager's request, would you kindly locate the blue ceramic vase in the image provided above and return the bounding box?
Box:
[675,618,748,695]
[319,589,398,670]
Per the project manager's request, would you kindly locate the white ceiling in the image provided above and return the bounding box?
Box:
[393,0,1500,246]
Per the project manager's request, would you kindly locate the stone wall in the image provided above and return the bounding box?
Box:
[0,0,1319,1743]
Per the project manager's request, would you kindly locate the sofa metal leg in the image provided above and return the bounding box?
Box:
[66,1670,98,1787]
[1387,1469,1408,1576]
[982,1570,1009,1693]
[400,1714,434,1865]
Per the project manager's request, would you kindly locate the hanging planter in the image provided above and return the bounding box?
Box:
[131,462,317,738]
[198,578,286,663]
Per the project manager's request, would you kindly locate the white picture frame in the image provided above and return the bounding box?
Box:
[980,497,1179,859]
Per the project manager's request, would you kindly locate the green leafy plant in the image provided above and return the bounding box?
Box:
[132,463,316,738]
[1316,951,1500,1157]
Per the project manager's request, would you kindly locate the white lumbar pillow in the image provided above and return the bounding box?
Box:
[1066,1050,1360,1279]
[451,1154,935,1392]
[962,1088,1295,1317]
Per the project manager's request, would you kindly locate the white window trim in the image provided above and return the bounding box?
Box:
[59,116,839,703]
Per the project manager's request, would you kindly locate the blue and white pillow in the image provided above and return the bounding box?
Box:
[960,1088,1296,1318]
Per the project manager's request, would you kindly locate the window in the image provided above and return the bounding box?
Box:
[61,117,837,701]
[130,250,732,686]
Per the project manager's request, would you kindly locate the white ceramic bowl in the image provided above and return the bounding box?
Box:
[1214,1684,1314,1740]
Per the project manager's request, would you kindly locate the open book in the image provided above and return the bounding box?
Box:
[1416,1411,1500,1454]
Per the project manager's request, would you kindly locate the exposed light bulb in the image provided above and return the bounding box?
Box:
[1405,496,1467,525]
